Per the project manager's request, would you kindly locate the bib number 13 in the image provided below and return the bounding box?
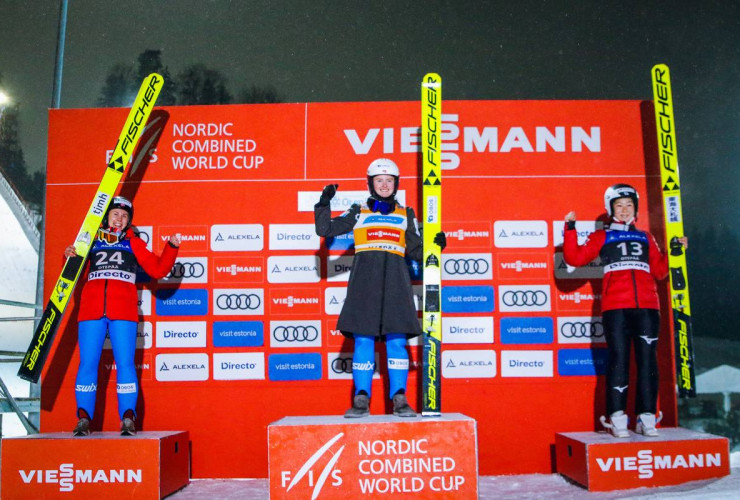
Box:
[617,241,643,257]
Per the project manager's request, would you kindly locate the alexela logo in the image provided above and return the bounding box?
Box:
[267,255,321,283]
[155,353,209,382]
[18,463,142,492]
[210,224,264,251]
[325,287,347,315]
[442,350,496,378]
[595,449,723,479]
[269,224,321,250]
[494,221,548,248]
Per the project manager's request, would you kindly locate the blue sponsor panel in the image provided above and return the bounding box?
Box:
[406,257,422,281]
[155,288,208,316]
[558,348,609,376]
[327,232,354,251]
[442,286,495,313]
[213,321,264,347]
[268,353,323,381]
[500,317,553,345]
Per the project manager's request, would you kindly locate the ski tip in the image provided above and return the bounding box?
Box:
[422,73,441,86]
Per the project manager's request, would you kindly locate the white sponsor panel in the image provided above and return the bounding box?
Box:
[324,287,347,315]
[135,225,153,250]
[494,220,548,248]
[159,256,209,284]
[327,352,381,380]
[442,349,496,378]
[269,224,321,250]
[104,321,152,350]
[213,352,265,380]
[213,288,265,316]
[499,284,551,312]
[442,253,493,280]
[443,316,494,344]
[553,252,603,279]
[155,353,209,381]
[297,190,407,212]
[267,255,321,283]
[327,255,353,282]
[156,321,207,348]
[137,289,152,316]
[557,316,606,344]
[210,224,264,251]
[552,220,602,247]
[270,320,322,348]
[501,350,553,377]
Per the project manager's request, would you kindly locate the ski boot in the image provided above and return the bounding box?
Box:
[392,392,417,417]
[635,411,663,437]
[72,417,90,437]
[121,409,136,436]
[600,411,629,438]
[344,393,370,418]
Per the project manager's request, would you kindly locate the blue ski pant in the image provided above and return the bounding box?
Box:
[352,333,409,398]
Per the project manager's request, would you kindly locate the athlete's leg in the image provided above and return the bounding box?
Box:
[75,319,108,420]
[633,309,660,415]
[603,309,631,416]
[109,320,139,420]
[352,335,375,397]
[385,333,410,398]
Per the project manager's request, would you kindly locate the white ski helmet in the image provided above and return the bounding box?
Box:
[604,184,639,217]
[366,158,400,198]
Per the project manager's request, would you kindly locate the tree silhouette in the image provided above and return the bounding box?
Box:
[236,84,282,104]
[135,50,177,105]
[97,63,135,107]
[176,64,232,105]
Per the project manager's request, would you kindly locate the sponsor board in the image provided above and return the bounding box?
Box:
[159,256,208,284]
[500,317,554,344]
[327,255,354,282]
[443,221,492,249]
[442,316,494,344]
[325,287,347,315]
[155,353,209,381]
[212,256,264,284]
[269,224,321,250]
[441,286,495,313]
[327,352,381,380]
[213,321,264,347]
[552,220,602,248]
[213,288,264,316]
[442,349,496,378]
[556,282,602,312]
[497,252,550,280]
[103,321,152,350]
[134,225,153,250]
[297,190,407,212]
[213,352,265,380]
[267,255,321,283]
[558,348,608,376]
[498,285,551,312]
[553,252,603,279]
[442,253,493,281]
[500,350,553,377]
[158,225,208,252]
[557,316,605,344]
[155,288,208,316]
[102,353,153,381]
[156,321,207,348]
[494,220,548,248]
[327,232,354,251]
[210,224,264,251]
[137,289,152,316]
[270,288,321,315]
[268,353,322,381]
[270,320,322,348]
[326,321,347,348]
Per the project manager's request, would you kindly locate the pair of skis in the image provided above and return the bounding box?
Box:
[17,74,164,383]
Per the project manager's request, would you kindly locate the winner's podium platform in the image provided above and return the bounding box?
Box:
[1,430,189,499]
[268,413,478,499]
[556,427,730,491]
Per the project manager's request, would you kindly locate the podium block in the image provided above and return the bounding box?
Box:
[556,427,730,491]
[1,431,189,499]
[269,413,478,499]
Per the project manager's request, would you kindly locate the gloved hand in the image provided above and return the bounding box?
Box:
[434,231,447,251]
[318,184,339,206]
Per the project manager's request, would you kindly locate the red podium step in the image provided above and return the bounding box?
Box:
[556,427,730,491]
[269,413,478,499]
[1,431,189,499]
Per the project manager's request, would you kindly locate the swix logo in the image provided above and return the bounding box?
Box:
[367,229,401,241]
[559,292,601,304]
[18,463,142,492]
[281,432,344,498]
[596,450,722,479]
[75,383,97,392]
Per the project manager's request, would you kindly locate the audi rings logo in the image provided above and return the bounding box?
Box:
[168,262,205,279]
[502,290,548,307]
[137,229,151,245]
[273,325,319,342]
[444,258,489,275]
[560,321,604,339]
[216,294,261,310]
[331,356,353,374]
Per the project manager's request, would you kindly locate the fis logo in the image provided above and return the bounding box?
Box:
[280,432,344,497]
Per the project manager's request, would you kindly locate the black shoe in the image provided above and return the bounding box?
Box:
[73,418,90,436]
[344,394,370,418]
[392,393,417,417]
[121,417,136,436]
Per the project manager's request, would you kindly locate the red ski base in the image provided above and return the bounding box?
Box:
[555,427,730,491]
[1,430,189,499]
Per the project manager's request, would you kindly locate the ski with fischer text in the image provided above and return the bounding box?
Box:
[651,64,696,397]
[421,73,442,416]
[18,74,164,383]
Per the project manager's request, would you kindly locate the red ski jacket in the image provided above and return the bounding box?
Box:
[77,235,178,322]
[563,224,668,311]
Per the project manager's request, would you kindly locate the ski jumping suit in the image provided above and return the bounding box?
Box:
[315,201,422,397]
[563,221,668,415]
[74,234,178,420]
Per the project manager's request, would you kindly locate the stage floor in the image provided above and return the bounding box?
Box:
[169,469,739,499]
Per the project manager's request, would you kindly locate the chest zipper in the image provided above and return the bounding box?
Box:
[631,269,639,308]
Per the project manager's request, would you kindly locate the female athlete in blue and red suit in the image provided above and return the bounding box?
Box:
[563,184,686,438]
[64,196,180,436]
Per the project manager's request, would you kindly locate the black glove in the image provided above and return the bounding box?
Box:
[318,184,338,206]
[434,231,447,251]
